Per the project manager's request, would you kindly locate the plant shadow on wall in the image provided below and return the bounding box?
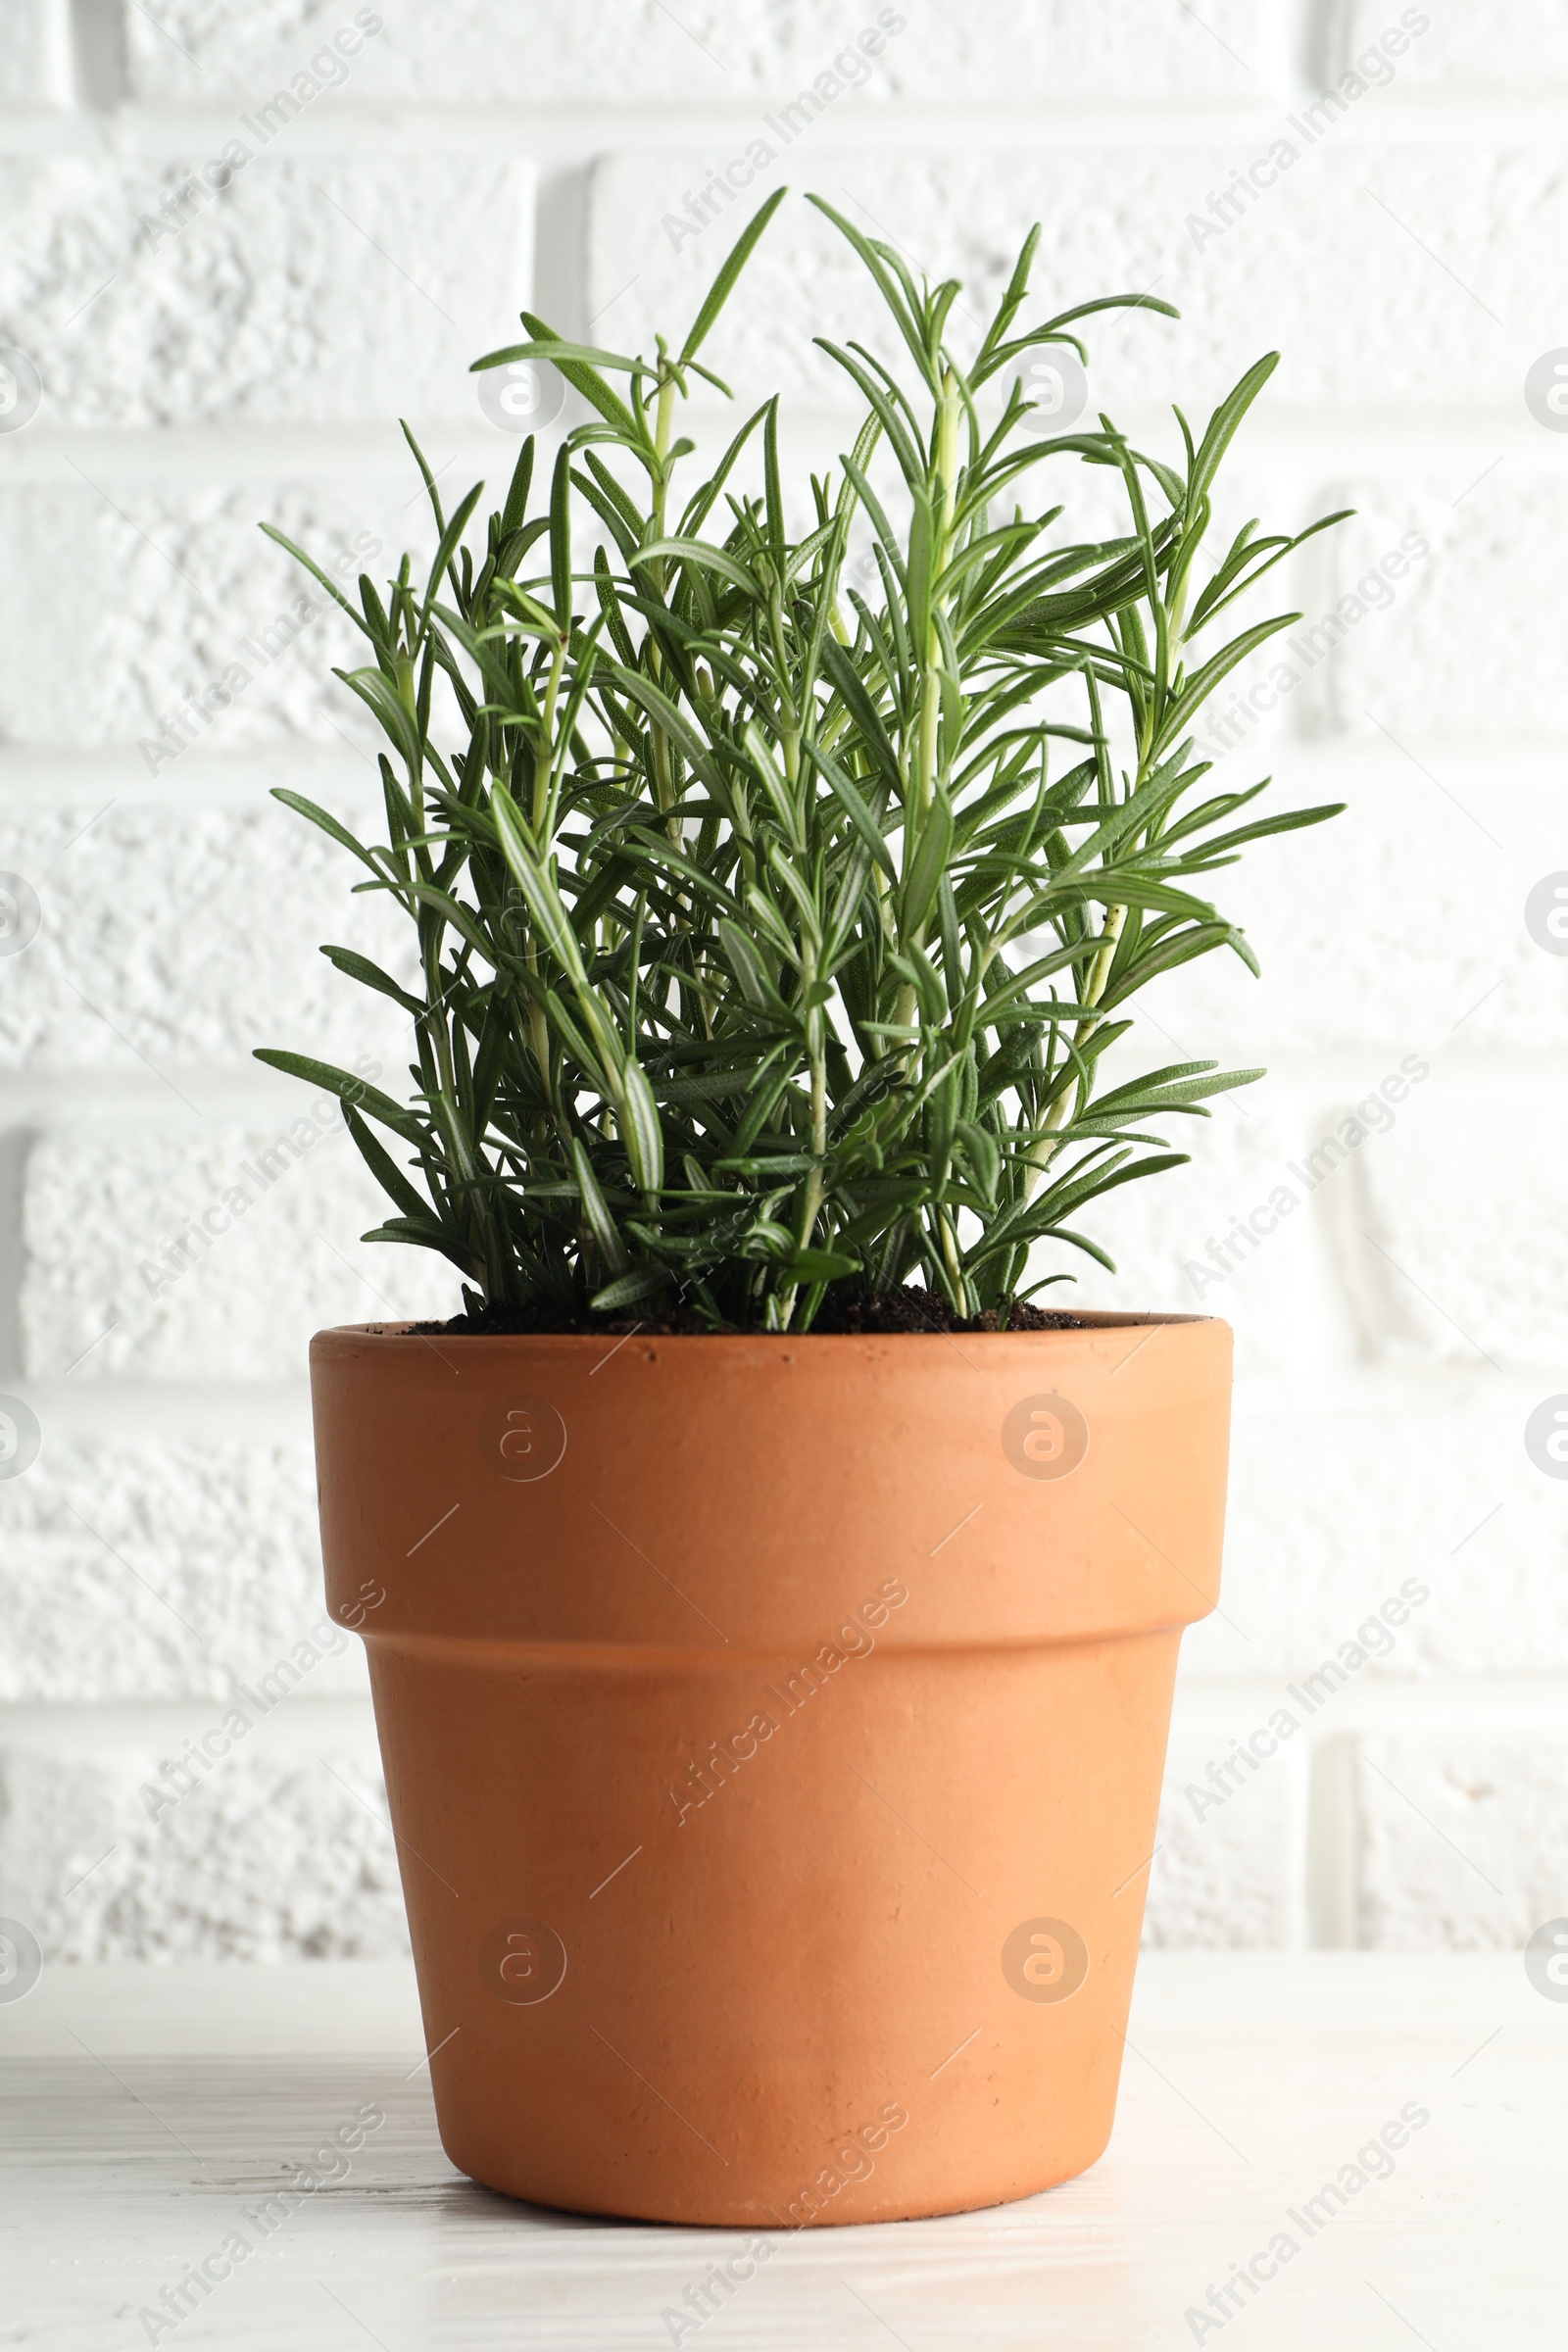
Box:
[255,187,1348,1330]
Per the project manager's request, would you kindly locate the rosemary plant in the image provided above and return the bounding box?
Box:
[258,190,1346,1332]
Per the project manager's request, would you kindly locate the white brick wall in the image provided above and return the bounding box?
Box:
[1,0,1563,1964]
[1328,2,1568,92]
[0,1,69,106]
[120,2,1269,104]
[19,1117,452,1378]
[0,156,532,426]
[0,786,416,1063]
[1,1437,338,1700]
[0,481,418,743]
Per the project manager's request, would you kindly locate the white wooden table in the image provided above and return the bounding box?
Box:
[2,1954,1559,2349]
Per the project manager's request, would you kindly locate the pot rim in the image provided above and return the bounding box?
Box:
[313,1309,1222,1350]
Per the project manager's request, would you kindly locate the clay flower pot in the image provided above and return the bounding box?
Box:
[311,1310,1230,2226]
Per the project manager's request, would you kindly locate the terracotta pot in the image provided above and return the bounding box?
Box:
[311,1312,1230,2226]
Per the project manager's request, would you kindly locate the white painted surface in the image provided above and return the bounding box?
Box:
[2,1955,1560,2348]
[1,0,1566,1960]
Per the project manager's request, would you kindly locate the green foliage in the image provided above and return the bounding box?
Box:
[257,191,1347,1331]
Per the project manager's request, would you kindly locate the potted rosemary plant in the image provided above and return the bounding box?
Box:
[262,191,1343,2226]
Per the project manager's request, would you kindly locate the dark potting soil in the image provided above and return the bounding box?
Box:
[408,1285,1092,1340]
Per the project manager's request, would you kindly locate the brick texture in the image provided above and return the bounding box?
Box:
[0,1,65,103]
[1152,767,1568,1059]
[1146,1730,1303,1947]
[0,1435,349,1702]
[1310,479,1568,743]
[0,792,416,1068]
[20,1119,457,1380]
[1218,1399,1567,1676]
[588,141,1544,419]
[0,478,427,746]
[0,1739,407,1961]
[1328,2,1568,94]
[1344,1080,1568,1369]
[0,155,531,426]
[121,0,1269,104]
[1356,1735,1568,1948]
